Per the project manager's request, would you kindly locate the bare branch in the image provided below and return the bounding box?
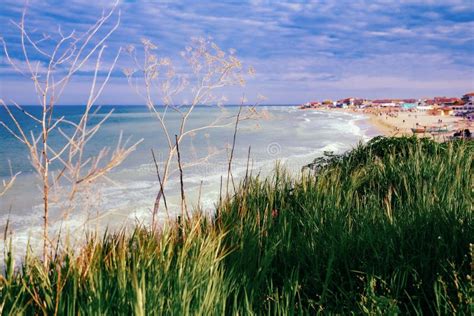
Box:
[0,168,21,198]
[127,38,254,222]
[0,0,138,266]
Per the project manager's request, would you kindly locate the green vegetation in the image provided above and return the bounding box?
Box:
[1,137,473,314]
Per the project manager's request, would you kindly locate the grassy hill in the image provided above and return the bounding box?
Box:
[1,137,472,314]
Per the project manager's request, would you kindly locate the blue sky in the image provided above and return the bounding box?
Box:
[1,0,473,105]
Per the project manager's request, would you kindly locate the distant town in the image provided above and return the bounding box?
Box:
[300,92,474,119]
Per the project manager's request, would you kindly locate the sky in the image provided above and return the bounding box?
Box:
[0,0,473,105]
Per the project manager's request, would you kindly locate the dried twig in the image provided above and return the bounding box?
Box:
[151,148,169,225]
[226,104,242,197]
[244,145,251,188]
[175,135,189,220]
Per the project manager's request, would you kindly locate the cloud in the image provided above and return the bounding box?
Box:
[0,0,473,104]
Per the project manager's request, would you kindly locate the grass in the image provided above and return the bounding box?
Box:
[1,136,473,315]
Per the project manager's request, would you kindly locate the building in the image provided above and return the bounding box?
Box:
[337,97,355,107]
[401,102,417,110]
[461,92,474,104]
[429,107,454,116]
[299,101,322,109]
[453,93,474,113]
[433,97,461,106]
[372,99,398,107]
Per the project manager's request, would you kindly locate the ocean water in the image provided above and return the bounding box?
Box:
[0,105,379,256]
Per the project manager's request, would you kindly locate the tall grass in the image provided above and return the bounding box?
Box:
[1,137,472,314]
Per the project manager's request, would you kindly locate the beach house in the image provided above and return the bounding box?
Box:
[429,107,454,116]
[336,97,354,108]
[453,92,474,114]
[433,97,461,107]
[461,92,474,104]
[416,99,435,111]
[299,101,322,109]
[401,99,417,110]
[372,99,399,107]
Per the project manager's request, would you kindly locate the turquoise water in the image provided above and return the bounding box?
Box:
[0,105,379,254]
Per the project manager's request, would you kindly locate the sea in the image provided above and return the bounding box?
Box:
[0,105,379,257]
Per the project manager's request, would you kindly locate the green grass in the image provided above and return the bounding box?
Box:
[1,136,473,315]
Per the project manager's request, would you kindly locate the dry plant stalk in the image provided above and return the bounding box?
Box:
[125,37,259,225]
[226,104,243,197]
[0,1,141,267]
[0,162,20,198]
[174,134,189,220]
[0,177,17,198]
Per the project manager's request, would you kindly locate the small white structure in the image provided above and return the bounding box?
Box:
[416,105,433,111]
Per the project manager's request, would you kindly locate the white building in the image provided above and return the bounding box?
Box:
[453,93,474,114]
[461,93,474,104]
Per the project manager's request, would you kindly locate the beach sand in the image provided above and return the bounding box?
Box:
[325,108,473,140]
[367,111,472,139]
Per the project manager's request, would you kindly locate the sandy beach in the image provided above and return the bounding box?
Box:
[318,107,473,139]
[367,111,472,139]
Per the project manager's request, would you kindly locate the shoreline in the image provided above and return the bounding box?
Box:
[311,107,472,139]
[1,106,378,263]
[313,108,393,137]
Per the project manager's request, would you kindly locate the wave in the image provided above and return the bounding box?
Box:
[1,106,378,262]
